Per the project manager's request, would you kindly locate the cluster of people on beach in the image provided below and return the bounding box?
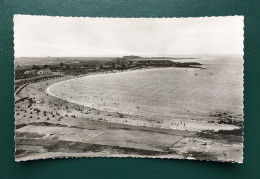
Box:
[15,72,235,134]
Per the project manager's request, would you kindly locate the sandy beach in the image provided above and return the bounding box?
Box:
[15,69,243,162]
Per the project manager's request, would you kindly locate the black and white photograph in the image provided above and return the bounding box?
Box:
[14,15,244,162]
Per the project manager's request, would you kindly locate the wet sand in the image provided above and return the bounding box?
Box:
[15,71,243,162]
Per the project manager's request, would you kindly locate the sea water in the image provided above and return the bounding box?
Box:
[46,55,243,123]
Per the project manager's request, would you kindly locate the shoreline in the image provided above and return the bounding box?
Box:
[14,66,243,163]
[45,67,241,132]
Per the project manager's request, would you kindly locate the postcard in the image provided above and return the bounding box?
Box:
[14,15,244,162]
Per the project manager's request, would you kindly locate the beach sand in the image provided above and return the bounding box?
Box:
[14,72,243,162]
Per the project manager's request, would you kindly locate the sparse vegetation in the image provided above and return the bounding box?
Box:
[15,56,202,80]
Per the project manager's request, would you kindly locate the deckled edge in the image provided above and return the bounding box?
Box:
[242,15,245,164]
[13,14,245,164]
[13,15,16,162]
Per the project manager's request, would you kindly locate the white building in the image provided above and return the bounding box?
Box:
[37,68,52,75]
[24,70,38,75]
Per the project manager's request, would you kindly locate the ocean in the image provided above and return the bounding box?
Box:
[46,55,244,124]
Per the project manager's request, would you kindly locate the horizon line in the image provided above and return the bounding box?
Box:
[15,54,244,58]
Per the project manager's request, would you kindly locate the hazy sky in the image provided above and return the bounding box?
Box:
[14,15,244,57]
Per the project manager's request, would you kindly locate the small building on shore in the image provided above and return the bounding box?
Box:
[37,68,52,75]
[24,70,38,75]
